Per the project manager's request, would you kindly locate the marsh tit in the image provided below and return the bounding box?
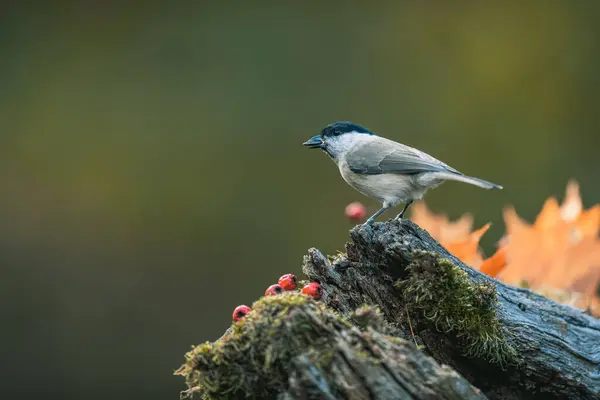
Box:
[303,121,502,225]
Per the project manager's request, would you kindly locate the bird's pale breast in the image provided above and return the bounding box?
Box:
[338,161,429,207]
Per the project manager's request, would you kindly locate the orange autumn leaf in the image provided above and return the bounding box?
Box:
[410,180,600,318]
[410,201,491,268]
[410,201,474,242]
[442,223,491,268]
[560,180,583,222]
[560,180,600,238]
[479,246,506,277]
[575,205,600,239]
[496,180,600,316]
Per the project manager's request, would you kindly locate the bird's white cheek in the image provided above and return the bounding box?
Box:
[325,133,374,158]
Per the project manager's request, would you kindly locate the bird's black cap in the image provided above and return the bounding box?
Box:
[320,121,373,138]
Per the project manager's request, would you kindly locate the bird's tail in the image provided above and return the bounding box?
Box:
[434,172,503,190]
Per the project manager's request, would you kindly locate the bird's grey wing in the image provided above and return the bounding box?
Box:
[347,139,461,175]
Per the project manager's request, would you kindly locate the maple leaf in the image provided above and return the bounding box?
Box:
[442,223,491,268]
[410,201,490,268]
[410,201,474,242]
[409,181,600,317]
[496,180,600,316]
[479,246,506,277]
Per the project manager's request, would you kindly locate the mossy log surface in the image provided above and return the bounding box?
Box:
[304,220,600,399]
[178,220,600,400]
[178,293,484,400]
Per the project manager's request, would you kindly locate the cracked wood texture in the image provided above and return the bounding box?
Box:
[278,309,486,400]
[180,296,485,400]
[302,220,600,399]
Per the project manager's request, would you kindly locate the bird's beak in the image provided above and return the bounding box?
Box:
[303,135,323,149]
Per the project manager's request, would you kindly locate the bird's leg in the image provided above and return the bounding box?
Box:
[394,200,413,220]
[363,205,390,225]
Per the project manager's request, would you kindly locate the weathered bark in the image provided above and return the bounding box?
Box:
[178,293,484,400]
[279,308,486,400]
[178,219,600,400]
[303,220,600,399]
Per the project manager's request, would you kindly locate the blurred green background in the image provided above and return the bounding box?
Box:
[1,2,599,399]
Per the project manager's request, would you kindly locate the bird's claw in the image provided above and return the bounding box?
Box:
[362,220,375,227]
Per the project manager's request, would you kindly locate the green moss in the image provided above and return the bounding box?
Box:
[349,305,394,334]
[327,251,346,263]
[398,252,517,365]
[175,292,349,399]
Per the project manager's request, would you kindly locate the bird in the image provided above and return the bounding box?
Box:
[303,121,503,225]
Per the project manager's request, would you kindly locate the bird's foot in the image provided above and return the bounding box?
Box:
[394,200,413,221]
[362,217,376,227]
[394,213,407,221]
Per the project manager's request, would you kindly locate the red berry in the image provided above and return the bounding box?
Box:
[301,282,322,300]
[232,305,251,322]
[278,273,298,291]
[345,202,366,221]
[265,284,284,296]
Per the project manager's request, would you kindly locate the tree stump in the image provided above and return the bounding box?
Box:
[176,220,600,399]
